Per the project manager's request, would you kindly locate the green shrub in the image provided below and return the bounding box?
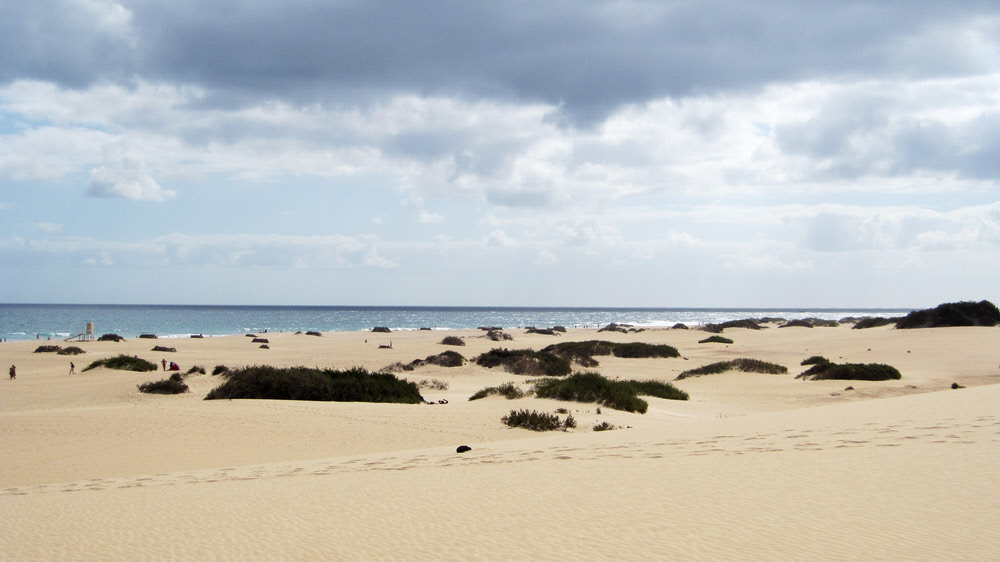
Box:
[474,348,571,377]
[593,421,617,431]
[186,365,207,375]
[34,345,62,353]
[469,381,525,401]
[58,346,86,355]
[526,327,560,335]
[675,358,787,380]
[780,320,814,328]
[535,372,650,413]
[800,355,832,366]
[138,373,189,394]
[852,317,897,329]
[895,300,1000,329]
[306,331,322,336]
[82,354,158,372]
[624,379,690,401]
[440,335,465,346]
[702,319,762,333]
[541,340,680,367]
[611,342,680,359]
[204,365,423,403]
[501,409,573,431]
[698,335,733,344]
[425,350,465,367]
[212,365,229,376]
[98,333,124,342]
[796,362,901,381]
[152,346,177,353]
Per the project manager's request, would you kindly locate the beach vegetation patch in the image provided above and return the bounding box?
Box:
[474,348,572,377]
[212,365,229,376]
[372,326,392,333]
[152,346,177,353]
[593,421,618,431]
[533,372,688,413]
[34,345,62,353]
[82,354,158,372]
[780,320,814,328]
[895,300,1000,329]
[139,334,157,339]
[801,355,832,366]
[306,331,322,336]
[98,333,124,342]
[417,378,449,390]
[541,340,680,367]
[672,323,689,330]
[796,362,901,381]
[186,365,207,375]
[526,327,560,335]
[501,409,575,431]
[702,319,762,333]
[204,366,423,403]
[852,317,897,329]
[440,335,465,346]
[486,329,513,341]
[698,335,733,344]
[58,346,86,355]
[138,373,189,394]
[469,381,526,401]
[597,323,630,333]
[675,358,787,380]
[424,350,465,367]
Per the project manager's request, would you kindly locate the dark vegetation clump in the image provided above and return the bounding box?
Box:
[672,323,689,330]
[34,345,62,353]
[58,346,86,355]
[534,371,688,414]
[252,338,269,344]
[372,327,392,333]
[698,335,734,344]
[479,326,503,331]
[440,335,465,346]
[82,354,158,372]
[190,334,204,338]
[541,340,680,367]
[552,326,567,332]
[469,381,526,401]
[423,350,465,368]
[474,348,571,377]
[780,320,814,328]
[525,327,560,335]
[796,361,901,381]
[597,323,630,333]
[204,366,423,403]
[245,334,257,338]
[306,331,322,337]
[139,334,157,339]
[895,300,1000,329]
[152,346,177,353]
[138,373,189,394]
[852,317,898,330]
[701,319,762,333]
[259,344,270,349]
[186,365,207,375]
[801,356,832,366]
[501,409,575,431]
[675,358,788,380]
[486,329,513,341]
[212,365,229,376]
[593,421,618,431]
[98,333,124,342]
[803,318,840,327]
[416,378,449,390]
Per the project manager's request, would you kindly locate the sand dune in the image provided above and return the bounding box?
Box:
[2,325,998,559]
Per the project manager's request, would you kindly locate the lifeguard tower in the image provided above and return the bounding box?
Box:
[66,321,95,342]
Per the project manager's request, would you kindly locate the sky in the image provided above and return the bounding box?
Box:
[1,0,998,307]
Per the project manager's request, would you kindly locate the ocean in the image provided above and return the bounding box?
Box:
[0,304,912,341]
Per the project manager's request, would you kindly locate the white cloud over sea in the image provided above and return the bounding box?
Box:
[1,1,997,306]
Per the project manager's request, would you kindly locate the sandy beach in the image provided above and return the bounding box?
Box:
[2,323,999,560]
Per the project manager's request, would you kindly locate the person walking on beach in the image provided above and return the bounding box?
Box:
[9,365,15,380]
[161,358,167,371]
[69,362,75,374]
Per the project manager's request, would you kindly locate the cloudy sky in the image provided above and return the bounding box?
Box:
[2,1,998,307]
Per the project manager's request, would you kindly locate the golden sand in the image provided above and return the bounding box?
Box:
[2,324,998,559]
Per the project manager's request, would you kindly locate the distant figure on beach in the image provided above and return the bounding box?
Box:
[69,362,75,374]
[9,365,15,380]
[162,358,167,371]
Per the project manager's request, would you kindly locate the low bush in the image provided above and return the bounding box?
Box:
[852,317,897,330]
[486,329,513,341]
[698,335,733,344]
[139,334,157,339]
[501,409,574,431]
[593,421,617,431]
[97,333,124,342]
[533,372,688,413]
[780,320,814,328]
[82,354,158,372]
[541,340,680,367]
[252,338,269,344]
[212,365,229,376]
[204,365,423,403]
[597,323,630,333]
[895,300,1000,329]
[58,346,86,355]
[701,319,762,333]
[469,381,525,401]
[186,365,207,375]
[306,331,322,337]
[525,327,560,335]
[672,323,689,330]
[417,378,449,390]
[800,355,832,366]
[138,373,189,394]
[796,362,901,381]
[152,346,177,352]
[474,348,571,377]
[372,327,392,333]
[675,358,787,380]
[440,335,465,346]
[34,345,62,353]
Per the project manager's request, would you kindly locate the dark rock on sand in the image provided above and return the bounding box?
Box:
[456,445,472,453]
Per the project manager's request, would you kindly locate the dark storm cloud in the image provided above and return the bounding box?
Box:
[5,1,998,124]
